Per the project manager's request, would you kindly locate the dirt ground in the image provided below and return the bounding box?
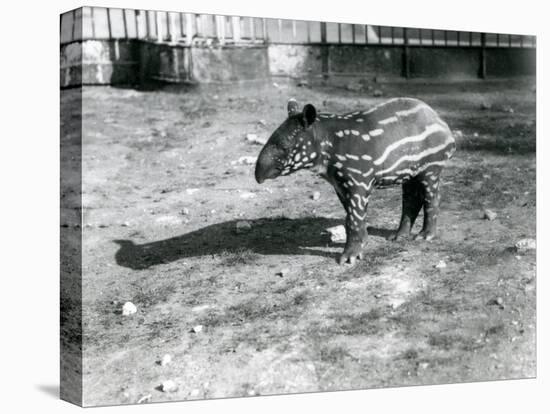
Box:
[61,77,536,406]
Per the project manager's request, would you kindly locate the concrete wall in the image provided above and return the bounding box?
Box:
[60,40,140,87]
[60,40,536,87]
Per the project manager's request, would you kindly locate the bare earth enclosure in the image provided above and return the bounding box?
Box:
[62,78,536,406]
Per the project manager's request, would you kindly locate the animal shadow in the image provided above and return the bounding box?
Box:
[114,216,395,270]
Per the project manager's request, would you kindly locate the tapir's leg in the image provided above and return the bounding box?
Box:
[336,189,370,265]
[390,178,424,241]
[415,169,442,241]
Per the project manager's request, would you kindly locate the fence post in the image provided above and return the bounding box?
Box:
[185,14,193,45]
[168,12,177,43]
[232,16,241,43]
[320,22,329,78]
[156,11,162,42]
[402,27,410,78]
[479,32,487,78]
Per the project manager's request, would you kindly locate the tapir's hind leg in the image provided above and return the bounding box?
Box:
[390,178,425,241]
[415,168,443,241]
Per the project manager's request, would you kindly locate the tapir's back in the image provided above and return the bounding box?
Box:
[322,97,455,178]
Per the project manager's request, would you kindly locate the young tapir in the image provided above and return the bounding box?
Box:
[254,97,456,265]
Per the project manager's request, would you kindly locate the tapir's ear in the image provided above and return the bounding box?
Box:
[287,98,300,116]
[303,104,317,127]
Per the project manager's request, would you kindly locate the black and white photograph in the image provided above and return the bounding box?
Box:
[58,2,537,408]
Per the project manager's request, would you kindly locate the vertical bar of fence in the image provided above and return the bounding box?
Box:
[307,21,311,43]
[90,7,96,39]
[262,18,268,42]
[479,32,487,78]
[320,22,329,78]
[496,33,500,47]
[71,10,76,41]
[232,16,241,43]
[277,19,282,42]
[122,9,128,39]
[365,25,369,44]
[170,13,178,42]
[249,18,255,42]
[403,27,410,78]
[179,13,184,38]
[444,30,448,46]
[145,10,150,39]
[337,23,342,43]
[291,20,296,42]
[377,26,382,44]
[431,29,435,45]
[156,11,162,42]
[520,34,524,48]
[469,31,473,46]
[391,26,395,45]
[135,10,140,39]
[106,8,112,39]
[185,14,193,45]
[352,24,356,44]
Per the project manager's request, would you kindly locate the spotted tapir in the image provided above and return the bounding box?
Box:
[254,97,456,265]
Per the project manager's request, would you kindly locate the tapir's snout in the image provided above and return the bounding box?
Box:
[255,144,283,184]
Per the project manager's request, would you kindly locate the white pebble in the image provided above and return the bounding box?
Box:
[192,325,203,333]
[326,225,346,243]
[246,133,267,145]
[137,394,152,404]
[435,260,447,269]
[161,354,172,366]
[515,238,536,251]
[122,302,137,316]
[311,191,321,201]
[483,209,497,221]
[161,380,178,393]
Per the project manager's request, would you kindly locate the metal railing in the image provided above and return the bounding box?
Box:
[60,7,536,48]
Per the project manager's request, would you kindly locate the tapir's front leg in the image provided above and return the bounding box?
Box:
[336,187,370,265]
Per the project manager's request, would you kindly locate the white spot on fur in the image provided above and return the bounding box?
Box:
[369,129,384,137]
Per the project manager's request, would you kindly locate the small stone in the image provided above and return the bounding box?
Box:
[483,209,497,221]
[180,207,190,215]
[192,325,203,333]
[186,188,199,195]
[137,394,152,404]
[453,130,463,138]
[297,79,309,87]
[246,133,267,145]
[496,297,504,306]
[311,191,321,201]
[122,302,137,316]
[235,220,252,234]
[240,191,256,200]
[190,389,201,397]
[480,102,492,110]
[160,380,178,393]
[374,293,382,299]
[258,119,267,127]
[161,354,172,366]
[419,362,429,370]
[473,132,479,138]
[435,260,447,269]
[515,238,536,251]
[326,225,346,243]
[233,156,257,165]
[372,89,384,97]
[276,268,290,277]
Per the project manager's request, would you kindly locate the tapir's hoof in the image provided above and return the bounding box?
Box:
[338,247,364,265]
[414,231,436,241]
